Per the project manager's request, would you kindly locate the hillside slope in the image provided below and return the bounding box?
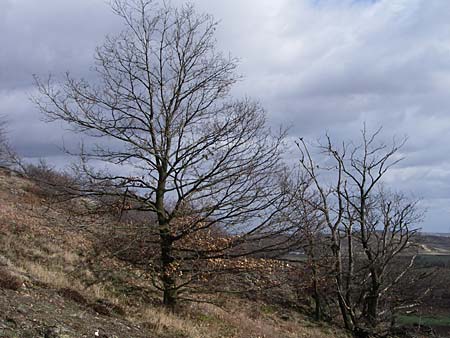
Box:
[0,169,350,338]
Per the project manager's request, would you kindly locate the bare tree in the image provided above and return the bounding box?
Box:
[296,127,422,336]
[34,0,292,307]
[0,118,6,163]
[283,174,331,321]
[0,116,15,168]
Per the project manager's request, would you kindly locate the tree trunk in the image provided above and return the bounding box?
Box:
[313,286,322,321]
[156,169,177,308]
[160,229,177,308]
[337,290,353,331]
[311,261,322,321]
[366,285,379,327]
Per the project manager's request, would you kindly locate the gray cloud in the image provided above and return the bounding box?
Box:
[1,0,450,231]
[0,0,120,90]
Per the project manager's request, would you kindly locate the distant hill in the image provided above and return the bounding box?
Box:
[413,233,450,255]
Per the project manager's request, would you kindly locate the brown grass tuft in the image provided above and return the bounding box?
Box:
[140,306,203,338]
[20,261,83,290]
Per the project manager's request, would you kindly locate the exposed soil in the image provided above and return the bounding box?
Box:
[0,286,151,338]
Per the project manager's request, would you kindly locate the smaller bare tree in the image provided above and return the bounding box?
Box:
[284,174,333,321]
[0,118,6,161]
[0,117,15,168]
[296,127,422,337]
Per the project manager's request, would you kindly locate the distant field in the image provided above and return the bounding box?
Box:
[397,315,450,327]
[415,254,450,268]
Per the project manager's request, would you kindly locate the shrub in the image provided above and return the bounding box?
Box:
[0,267,23,290]
[0,116,16,169]
[22,160,78,199]
[90,302,111,316]
[89,299,126,317]
[58,288,87,305]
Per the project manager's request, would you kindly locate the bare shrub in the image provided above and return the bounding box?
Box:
[22,160,79,199]
[58,287,88,305]
[0,267,23,290]
[94,299,127,316]
[296,128,422,336]
[86,299,126,317]
[89,302,111,316]
[0,116,17,168]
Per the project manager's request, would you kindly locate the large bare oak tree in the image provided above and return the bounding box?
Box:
[34,0,292,307]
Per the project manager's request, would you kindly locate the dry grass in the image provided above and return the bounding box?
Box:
[140,307,204,338]
[89,284,111,299]
[128,301,350,338]
[20,261,83,290]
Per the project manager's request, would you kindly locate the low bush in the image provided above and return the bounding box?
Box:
[22,160,78,199]
[0,267,23,290]
[58,287,88,305]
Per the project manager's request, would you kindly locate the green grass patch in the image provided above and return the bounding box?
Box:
[260,304,278,315]
[415,255,450,268]
[397,315,450,327]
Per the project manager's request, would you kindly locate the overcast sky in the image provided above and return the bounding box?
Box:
[1,0,450,232]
